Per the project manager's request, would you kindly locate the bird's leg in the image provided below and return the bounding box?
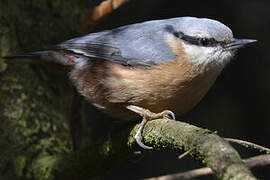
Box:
[126,105,175,149]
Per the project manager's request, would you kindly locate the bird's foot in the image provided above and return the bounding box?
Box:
[126,105,175,149]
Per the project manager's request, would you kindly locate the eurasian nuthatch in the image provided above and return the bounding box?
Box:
[4,17,257,149]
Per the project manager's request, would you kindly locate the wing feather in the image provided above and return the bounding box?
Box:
[54,19,177,66]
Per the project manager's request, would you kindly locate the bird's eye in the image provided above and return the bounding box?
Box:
[199,38,210,46]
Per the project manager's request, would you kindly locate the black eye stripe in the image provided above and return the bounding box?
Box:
[181,35,200,45]
[164,25,224,47]
[181,34,219,47]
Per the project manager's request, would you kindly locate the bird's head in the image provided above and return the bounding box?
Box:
[165,17,257,69]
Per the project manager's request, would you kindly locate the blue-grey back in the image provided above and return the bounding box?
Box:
[55,17,233,66]
[56,18,180,66]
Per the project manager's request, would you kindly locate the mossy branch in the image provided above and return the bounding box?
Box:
[45,119,257,180]
[130,119,256,180]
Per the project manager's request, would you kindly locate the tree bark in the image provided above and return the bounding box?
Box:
[0,0,92,179]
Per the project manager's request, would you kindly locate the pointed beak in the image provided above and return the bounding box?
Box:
[225,39,257,50]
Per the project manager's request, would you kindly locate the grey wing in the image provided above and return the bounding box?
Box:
[54,20,176,66]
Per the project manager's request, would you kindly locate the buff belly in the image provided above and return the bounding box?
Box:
[70,58,221,121]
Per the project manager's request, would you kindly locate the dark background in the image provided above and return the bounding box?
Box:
[90,0,270,179]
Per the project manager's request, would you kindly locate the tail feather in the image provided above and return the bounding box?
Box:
[3,51,44,63]
[3,50,75,66]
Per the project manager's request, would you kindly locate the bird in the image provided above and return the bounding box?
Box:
[3,17,257,149]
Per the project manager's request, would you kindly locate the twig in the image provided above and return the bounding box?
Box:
[225,138,270,154]
[245,154,270,167]
[178,148,193,160]
[144,154,270,180]
[80,0,131,33]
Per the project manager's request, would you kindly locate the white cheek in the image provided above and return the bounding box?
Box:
[182,43,212,64]
[217,50,234,67]
[181,42,234,70]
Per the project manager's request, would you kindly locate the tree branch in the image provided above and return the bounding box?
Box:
[32,119,256,180]
[80,0,131,33]
[144,154,270,180]
[225,138,270,154]
[129,119,256,180]
[52,119,256,179]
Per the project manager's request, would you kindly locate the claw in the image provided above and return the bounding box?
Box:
[135,119,153,149]
[126,105,176,150]
[162,110,175,120]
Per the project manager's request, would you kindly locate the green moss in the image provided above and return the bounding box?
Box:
[99,141,113,157]
[14,156,27,177]
[0,60,7,72]
[32,155,59,180]
[0,64,73,178]
[0,0,109,178]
